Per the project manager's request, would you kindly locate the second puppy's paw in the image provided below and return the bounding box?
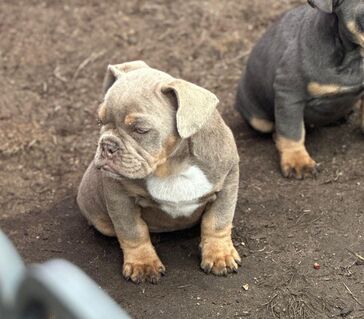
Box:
[280,150,317,179]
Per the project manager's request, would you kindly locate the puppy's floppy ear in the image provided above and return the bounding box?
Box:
[307,0,334,13]
[102,61,150,95]
[162,79,219,139]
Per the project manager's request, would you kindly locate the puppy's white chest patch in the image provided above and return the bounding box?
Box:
[146,165,213,218]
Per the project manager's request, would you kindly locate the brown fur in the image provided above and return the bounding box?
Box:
[153,135,180,177]
[154,160,186,178]
[124,114,136,126]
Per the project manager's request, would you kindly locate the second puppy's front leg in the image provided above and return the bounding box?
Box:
[275,125,317,179]
[103,177,165,284]
[200,165,241,276]
[274,93,317,179]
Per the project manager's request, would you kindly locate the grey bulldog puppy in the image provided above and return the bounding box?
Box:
[236,0,364,179]
[77,61,241,283]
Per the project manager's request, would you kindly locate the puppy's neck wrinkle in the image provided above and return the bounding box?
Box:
[153,139,191,178]
[168,138,190,160]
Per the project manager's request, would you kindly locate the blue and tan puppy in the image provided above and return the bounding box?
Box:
[77,61,241,283]
[236,0,364,179]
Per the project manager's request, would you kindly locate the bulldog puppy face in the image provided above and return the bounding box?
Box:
[309,0,364,47]
[95,62,178,179]
[94,61,219,179]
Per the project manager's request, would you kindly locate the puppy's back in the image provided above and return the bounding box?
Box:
[236,5,308,119]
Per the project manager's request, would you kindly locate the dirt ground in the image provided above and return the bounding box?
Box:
[1,0,364,318]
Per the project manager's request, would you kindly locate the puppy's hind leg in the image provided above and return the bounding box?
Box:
[82,207,116,237]
[77,162,116,237]
[235,78,274,134]
[77,192,116,237]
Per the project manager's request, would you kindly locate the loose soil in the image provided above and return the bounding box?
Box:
[1,1,363,318]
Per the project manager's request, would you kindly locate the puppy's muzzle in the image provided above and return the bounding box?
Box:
[95,136,122,170]
[101,140,120,158]
[95,133,155,179]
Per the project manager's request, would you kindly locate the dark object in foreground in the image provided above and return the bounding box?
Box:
[0,229,130,319]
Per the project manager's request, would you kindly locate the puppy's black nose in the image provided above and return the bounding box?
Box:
[356,7,364,32]
[101,141,119,157]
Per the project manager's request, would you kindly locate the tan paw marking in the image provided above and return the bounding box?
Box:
[123,259,165,284]
[280,149,317,179]
[276,134,317,179]
[122,242,165,284]
[200,239,241,276]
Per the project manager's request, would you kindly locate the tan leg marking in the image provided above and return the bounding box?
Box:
[154,161,173,178]
[154,160,188,178]
[250,117,274,133]
[153,135,182,178]
[124,114,137,126]
[119,218,165,284]
[307,82,343,98]
[200,213,241,276]
[276,131,317,179]
[361,100,364,134]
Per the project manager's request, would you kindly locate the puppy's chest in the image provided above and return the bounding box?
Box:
[145,165,213,218]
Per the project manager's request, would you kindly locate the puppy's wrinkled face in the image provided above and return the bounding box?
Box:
[309,0,364,47]
[94,69,179,179]
[336,0,364,47]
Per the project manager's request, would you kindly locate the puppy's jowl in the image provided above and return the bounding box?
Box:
[236,0,364,179]
[77,61,241,283]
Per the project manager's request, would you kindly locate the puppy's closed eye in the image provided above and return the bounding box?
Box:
[133,126,151,135]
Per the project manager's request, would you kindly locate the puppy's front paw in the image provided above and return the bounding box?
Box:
[200,239,241,276]
[280,150,317,179]
[122,247,165,284]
